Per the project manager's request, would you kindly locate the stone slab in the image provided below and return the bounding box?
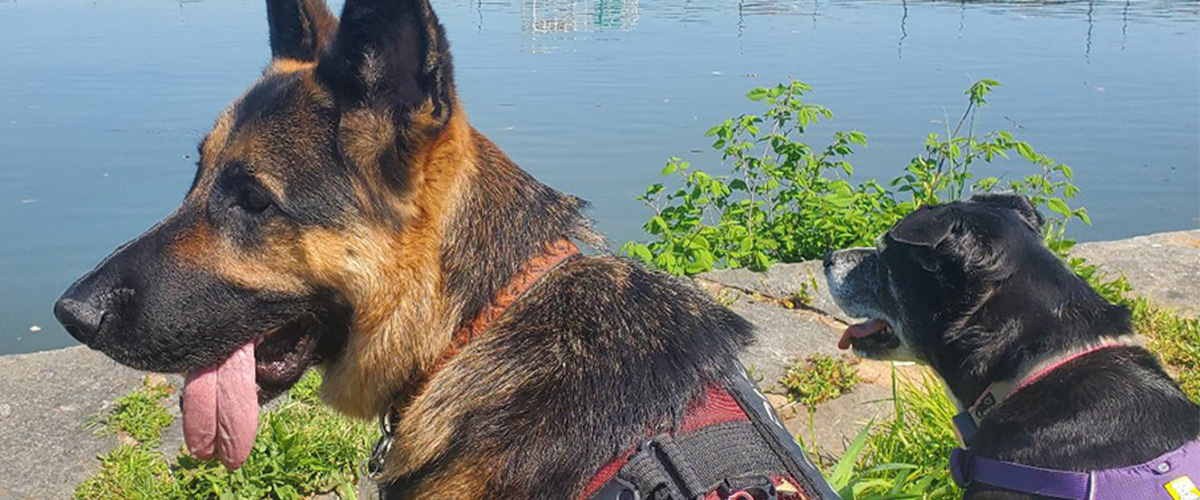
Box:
[1071,229,1200,317]
[698,261,852,323]
[718,295,844,391]
[0,346,184,500]
[777,382,894,462]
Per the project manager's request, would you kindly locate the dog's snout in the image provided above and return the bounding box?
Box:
[54,296,107,344]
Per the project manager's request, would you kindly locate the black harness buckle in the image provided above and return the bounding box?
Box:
[717,476,779,500]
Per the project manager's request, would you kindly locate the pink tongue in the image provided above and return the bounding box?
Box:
[838,319,890,350]
[182,341,259,469]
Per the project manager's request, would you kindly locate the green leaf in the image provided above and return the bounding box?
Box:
[650,216,670,234]
[829,419,875,491]
[633,244,652,262]
[1046,197,1071,217]
[1015,142,1036,162]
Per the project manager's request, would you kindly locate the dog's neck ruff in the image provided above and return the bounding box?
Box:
[365,239,579,482]
[949,339,1200,499]
[953,339,1129,443]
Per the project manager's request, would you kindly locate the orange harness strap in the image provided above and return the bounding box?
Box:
[438,238,579,365]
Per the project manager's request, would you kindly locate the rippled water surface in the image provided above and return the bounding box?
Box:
[1,0,1198,354]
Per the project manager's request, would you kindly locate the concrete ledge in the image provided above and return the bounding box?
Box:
[1071,230,1200,317]
[0,347,184,499]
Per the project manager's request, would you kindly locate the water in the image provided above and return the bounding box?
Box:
[1,0,1197,355]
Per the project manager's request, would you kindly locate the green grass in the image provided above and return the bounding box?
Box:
[780,354,861,407]
[832,372,960,500]
[1131,299,1200,402]
[76,444,182,500]
[76,371,376,500]
[89,376,175,446]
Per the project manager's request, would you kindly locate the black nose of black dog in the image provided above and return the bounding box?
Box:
[823,251,834,269]
[54,297,106,344]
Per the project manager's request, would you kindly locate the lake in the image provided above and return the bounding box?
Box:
[1,0,1197,355]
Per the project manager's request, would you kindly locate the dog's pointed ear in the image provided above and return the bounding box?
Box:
[266,0,338,62]
[317,0,455,123]
[970,192,1045,231]
[887,206,955,249]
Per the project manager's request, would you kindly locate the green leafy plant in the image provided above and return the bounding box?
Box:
[780,354,861,408]
[622,79,1088,275]
[827,420,931,500]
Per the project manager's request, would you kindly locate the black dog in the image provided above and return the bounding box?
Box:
[824,193,1200,499]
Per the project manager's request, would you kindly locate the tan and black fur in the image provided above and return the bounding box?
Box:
[54,0,757,497]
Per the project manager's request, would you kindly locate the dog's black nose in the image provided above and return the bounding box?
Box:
[54,297,106,344]
[822,251,834,269]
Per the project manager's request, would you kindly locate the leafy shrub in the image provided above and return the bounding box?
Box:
[622,79,1089,275]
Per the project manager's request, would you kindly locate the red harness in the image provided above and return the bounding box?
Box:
[580,383,815,500]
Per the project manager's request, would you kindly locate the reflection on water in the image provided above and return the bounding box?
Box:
[0,0,1197,355]
[522,0,638,34]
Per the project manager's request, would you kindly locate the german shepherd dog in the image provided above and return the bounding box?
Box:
[52,0,831,498]
[824,194,1200,499]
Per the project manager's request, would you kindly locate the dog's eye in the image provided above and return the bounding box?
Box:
[236,185,273,214]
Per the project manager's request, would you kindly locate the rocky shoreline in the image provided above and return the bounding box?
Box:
[1,230,1195,499]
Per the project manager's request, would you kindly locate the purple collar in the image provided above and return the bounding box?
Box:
[951,440,1200,499]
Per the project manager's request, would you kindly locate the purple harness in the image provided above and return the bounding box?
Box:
[949,344,1200,499]
[951,440,1200,499]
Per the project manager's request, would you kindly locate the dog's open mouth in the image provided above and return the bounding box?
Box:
[254,319,322,400]
[838,319,900,352]
[181,318,322,470]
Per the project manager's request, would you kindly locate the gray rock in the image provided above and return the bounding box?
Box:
[0,346,168,499]
[1071,230,1200,317]
[698,262,854,323]
[779,382,894,461]
[719,293,844,391]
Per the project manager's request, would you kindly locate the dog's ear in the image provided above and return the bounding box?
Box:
[266,0,338,62]
[317,0,455,124]
[887,206,955,249]
[970,192,1045,231]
